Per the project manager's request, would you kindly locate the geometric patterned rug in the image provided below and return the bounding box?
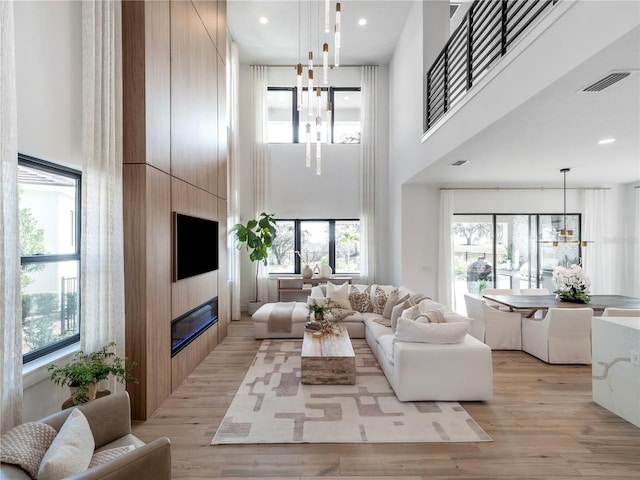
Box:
[211,339,491,444]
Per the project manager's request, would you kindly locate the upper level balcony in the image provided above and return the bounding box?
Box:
[425,0,559,133]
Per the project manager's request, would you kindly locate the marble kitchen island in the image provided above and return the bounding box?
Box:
[592,316,640,428]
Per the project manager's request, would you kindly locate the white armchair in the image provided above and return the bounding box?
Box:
[464,294,522,350]
[601,308,640,317]
[482,288,513,310]
[522,307,593,364]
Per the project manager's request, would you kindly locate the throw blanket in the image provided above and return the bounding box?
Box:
[268,302,296,333]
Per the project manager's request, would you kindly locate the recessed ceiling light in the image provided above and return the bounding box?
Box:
[358,18,367,26]
[259,17,268,24]
[598,138,615,145]
[450,160,469,167]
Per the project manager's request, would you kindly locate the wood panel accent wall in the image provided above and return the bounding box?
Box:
[123,164,172,420]
[170,0,218,194]
[171,323,218,391]
[122,0,227,420]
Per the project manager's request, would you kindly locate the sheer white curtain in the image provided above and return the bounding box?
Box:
[632,187,640,296]
[359,65,377,284]
[1,0,22,433]
[438,189,454,307]
[251,65,269,302]
[228,41,241,319]
[582,189,618,294]
[80,1,125,393]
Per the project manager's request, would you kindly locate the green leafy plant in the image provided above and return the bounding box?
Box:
[48,342,136,404]
[230,212,277,302]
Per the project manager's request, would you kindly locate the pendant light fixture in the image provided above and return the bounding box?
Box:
[324,0,330,33]
[335,2,341,66]
[541,168,592,248]
[296,0,303,111]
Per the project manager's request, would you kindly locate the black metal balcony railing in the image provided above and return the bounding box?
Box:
[425,0,559,132]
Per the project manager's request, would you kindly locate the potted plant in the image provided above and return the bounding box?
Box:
[307,298,333,321]
[230,212,277,315]
[48,342,136,404]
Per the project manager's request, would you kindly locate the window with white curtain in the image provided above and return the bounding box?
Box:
[18,154,81,363]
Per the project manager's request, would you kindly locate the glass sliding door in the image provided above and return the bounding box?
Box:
[538,214,581,292]
[452,215,494,312]
[495,215,534,290]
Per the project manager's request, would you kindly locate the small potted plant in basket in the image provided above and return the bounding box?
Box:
[306,298,353,335]
[48,342,137,404]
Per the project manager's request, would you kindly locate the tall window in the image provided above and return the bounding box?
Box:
[19,154,81,363]
[268,219,360,274]
[267,86,361,144]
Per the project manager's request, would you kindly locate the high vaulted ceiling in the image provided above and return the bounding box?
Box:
[227,1,640,188]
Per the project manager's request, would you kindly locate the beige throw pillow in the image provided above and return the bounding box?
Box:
[0,422,57,479]
[383,291,409,319]
[371,286,389,315]
[418,309,446,323]
[348,285,372,312]
[390,300,409,330]
[326,281,351,309]
[88,445,135,469]
[38,409,95,480]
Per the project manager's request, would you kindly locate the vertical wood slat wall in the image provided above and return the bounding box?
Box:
[122,0,228,420]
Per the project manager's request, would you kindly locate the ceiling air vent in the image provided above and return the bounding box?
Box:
[450,160,469,167]
[581,71,631,92]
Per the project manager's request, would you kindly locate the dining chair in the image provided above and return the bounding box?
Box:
[520,288,550,295]
[522,307,594,364]
[464,293,521,350]
[519,288,550,317]
[601,308,640,317]
[482,288,513,310]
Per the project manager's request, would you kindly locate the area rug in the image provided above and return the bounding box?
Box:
[211,339,491,444]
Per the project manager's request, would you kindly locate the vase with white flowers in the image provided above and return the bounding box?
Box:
[552,263,591,304]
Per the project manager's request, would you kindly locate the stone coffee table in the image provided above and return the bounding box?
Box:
[301,326,356,385]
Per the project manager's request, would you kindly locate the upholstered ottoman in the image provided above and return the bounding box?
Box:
[252,302,367,339]
[252,302,310,339]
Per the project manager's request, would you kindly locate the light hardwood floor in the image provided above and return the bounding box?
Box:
[132,317,640,479]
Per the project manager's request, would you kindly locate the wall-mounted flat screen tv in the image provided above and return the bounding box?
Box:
[173,212,219,281]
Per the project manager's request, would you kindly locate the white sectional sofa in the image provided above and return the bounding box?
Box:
[252,282,493,402]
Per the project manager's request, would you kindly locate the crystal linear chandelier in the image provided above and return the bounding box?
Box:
[296,0,343,175]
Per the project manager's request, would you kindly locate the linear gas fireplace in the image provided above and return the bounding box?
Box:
[171,296,218,357]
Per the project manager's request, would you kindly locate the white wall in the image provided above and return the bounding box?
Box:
[15,0,82,168]
[388,1,449,287]
[14,0,83,421]
[237,64,391,305]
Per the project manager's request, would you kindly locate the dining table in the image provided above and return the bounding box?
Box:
[482,294,640,318]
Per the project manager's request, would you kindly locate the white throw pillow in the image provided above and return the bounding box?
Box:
[38,409,95,480]
[418,298,447,313]
[395,317,469,344]
[309,286,324,298]
[326,281,351,309]
[400,304,422,320]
